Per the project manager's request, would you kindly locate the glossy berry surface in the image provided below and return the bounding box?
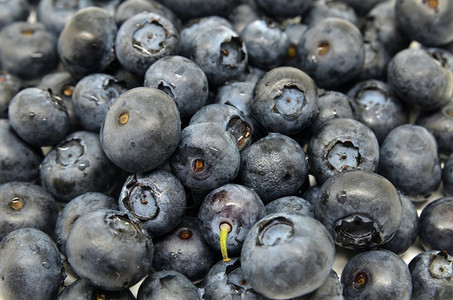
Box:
[409,250,453,300]
[170,123,240,191]
[198,183,265,255]
[239,132,309,203]
[378,124,442,199]
[137,270,201,300]
[315,170,403,250]
[0,21,58,80]
[144,55,209,122]
[297,17,365,88]
[57,278,136,300]
[40,130,119,202]
[307,118,380,184]
[100,87,181,173]
[241,212,335,299]
[203,257,266,300]
[54,192,117,257]
[115,12,179,76]
[66,209,153,291]
[0,228,66,300]
[72,73,126,132]
[251,66,319,135]
[0,119,43,184]
[8,87,69,147]
[152,216,215,282]
[57,7,117,79]
[418,197,453,254]
[341,249,412,299]
[118,170,187,237]
[0,181,59,242]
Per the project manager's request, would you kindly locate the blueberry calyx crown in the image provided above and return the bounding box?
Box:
[327,140,361,172]
[428,250,453,280]
[220,37,245,69]
[334,214,383,249]
[256,217,294,246]
[122,175,160,221]
[225,259,254,295]
[105,212,144,240]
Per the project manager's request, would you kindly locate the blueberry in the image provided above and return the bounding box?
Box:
[0,71,22,118]
[40,130,120,202]
[115,12,179,76]
[282,23,308,68]
[228,2,262,34]
[416,102,453,159]
[409,250,453,300]
[0,119,43,184]
[8,87,70,147]
[189,25,248,86]
[358,38,390,81]
[198,183,265,258]
[72,73,126,132]
[303,0,358,26]
[144,55,209,122]
[387,47,453,111]
[37,0,79,36]
[395,0,453,46]
[265,195,314,217]
[0,21,59,80]
[118,170,186,237]
[341,0,387,15]
[297,17,365,89]
[202,257,267,300]
[114,0,181,29]
[302,185,322,207]
[66,209,153,291]
[251,66,319,135]
[314,170,403,250]
[57,278,136,300]
[378,124,442,199]
[296,269,343,300]
[0,0,29,31]
[443,154,453,197]
[307,118,379,184]
[37,71,79,132]
[347,79,409,143]
[58,7,117,79]
[215,80,255,121]
[254,0,315,18]
[0,228,66,300]
[169,122,240,191]
[239,132,309,203]
[179,16,233,58]
[100,87,181,173]
[241,212,335,299]
[307,90,354,137]
[152,216,216,282]
[381,193,419,255]
[361,0,410,56]
[240,19,289,70]
[341,249,412,299]
[137,270,201,300]
[55,192,117,257]
[0,181,59,242]
[418,197,453,254]
[152,0,239,21]
[189,103,253,151]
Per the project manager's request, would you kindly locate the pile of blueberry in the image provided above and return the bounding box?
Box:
[1,0,453,299]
